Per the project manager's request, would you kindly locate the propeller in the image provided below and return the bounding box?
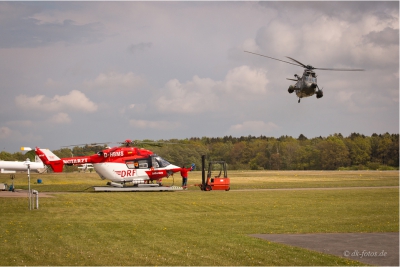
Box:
[244,51,365,71]
[244,51,300,67]
[286,57,365,71]
[61,142,111,148]
[62,138,182,150]
[118,139,165,147]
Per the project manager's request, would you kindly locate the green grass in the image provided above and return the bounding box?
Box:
[1,170,398,191]
[0,171,398,265]
[222,170,399,190]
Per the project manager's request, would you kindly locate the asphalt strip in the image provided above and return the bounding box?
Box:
[0,190,54,197]
[250,232,399,266]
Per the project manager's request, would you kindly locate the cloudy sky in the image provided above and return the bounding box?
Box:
[0,1,398,152]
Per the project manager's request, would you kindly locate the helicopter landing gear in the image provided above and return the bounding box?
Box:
[298,98,301,103]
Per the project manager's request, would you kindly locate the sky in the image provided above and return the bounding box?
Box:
[0,1,398,152]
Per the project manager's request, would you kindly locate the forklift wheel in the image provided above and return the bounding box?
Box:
[205,185,212,191]
[225,187,230,191]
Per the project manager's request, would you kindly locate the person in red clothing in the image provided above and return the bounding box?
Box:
[180,164,194,189]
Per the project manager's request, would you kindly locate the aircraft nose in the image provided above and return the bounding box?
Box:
[168,164,181,173]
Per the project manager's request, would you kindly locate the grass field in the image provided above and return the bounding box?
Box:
[0,170,398,266]
[0,170,398,192]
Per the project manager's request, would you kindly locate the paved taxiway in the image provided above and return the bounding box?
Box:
[251,232,399,266]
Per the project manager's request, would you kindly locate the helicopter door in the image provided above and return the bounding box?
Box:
[151,156,160,168]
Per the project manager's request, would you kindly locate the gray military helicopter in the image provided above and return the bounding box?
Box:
[244,51,364,103]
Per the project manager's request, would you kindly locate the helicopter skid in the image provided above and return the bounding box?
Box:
[93,184,183,192]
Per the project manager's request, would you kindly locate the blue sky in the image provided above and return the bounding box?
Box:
[0,1,398,152]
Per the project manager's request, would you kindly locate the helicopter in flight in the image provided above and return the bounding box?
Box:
[244,51,364,103]
[34,139,185,188]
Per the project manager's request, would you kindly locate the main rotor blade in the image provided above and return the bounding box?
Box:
[314,67,365,71]
[244,51,303,67]
[61,142,110,148]
[246,52,365,71]
[286,57,365,71]
[286,56,308,68]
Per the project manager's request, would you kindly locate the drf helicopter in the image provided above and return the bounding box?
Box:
[34,139,184,188]
[244,51,364,103]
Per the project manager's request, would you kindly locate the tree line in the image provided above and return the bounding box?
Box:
[150,133,399,170]
[1,133,398,171]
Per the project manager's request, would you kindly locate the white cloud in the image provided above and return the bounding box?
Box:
[84,71,146,91]
[156,76,220,114]
[0,126,41,145]
[223,65,268,95]
[256,20,301,56]
[227,120,280,136]
[48,112,71,124]
[15,90,98,113]
[129,119,180,130]
[242,38,261,53]
[155,66,269,114]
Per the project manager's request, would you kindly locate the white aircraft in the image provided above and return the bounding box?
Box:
[0,147,47,173]
[77,163,94,172]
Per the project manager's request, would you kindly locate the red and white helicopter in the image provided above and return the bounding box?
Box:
[34,139,186,188]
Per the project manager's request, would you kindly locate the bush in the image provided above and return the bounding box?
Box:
[367,162,380,170]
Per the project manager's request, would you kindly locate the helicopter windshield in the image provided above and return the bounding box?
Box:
[306,75,317,83]
[152,156,171,168]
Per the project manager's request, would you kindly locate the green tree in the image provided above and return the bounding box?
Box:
[294,145,319,170]
[0,151,14,161]
[345,135,371,166]
[377,133,393,165]
[280,138,300,169]
[317,136,350,170]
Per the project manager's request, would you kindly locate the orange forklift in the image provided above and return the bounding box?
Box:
[199,155,230,191]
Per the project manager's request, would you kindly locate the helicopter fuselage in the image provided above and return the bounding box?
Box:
[288,70,323,103]
[292,70,318,98]
[93,155,181,184]
[35,146,182,186]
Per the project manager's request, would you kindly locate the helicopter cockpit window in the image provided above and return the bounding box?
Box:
[128,160,148,169]
[153,156,171,168]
